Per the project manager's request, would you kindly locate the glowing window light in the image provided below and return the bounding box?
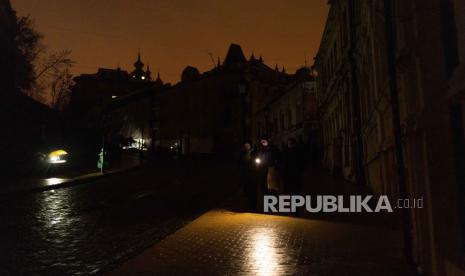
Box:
[122,138,147,151]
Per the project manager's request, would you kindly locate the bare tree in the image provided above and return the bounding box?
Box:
[34,50,74,81]
[11,13,74,106]
[50,67,74,110]
[32,50,74,107]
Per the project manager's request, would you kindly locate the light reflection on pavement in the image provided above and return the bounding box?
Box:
[249,228,279,276]
[44,177,67,186]
[108,210,414,276]
[0,159,238,275]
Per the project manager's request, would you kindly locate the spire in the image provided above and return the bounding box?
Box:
[223,43,246,66]
[134,51,144,69]
[132,51,145,80]
[155,72,163,84]
[281,66,286,73]
[145,65,152,80]
[259,55,263,63]
[275,64,279,71]
[217,57,221,67]
[250,52,256,61]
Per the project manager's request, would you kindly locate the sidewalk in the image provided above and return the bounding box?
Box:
[107,207,413,275]
[297,167,402,228]
[106,168,415,276]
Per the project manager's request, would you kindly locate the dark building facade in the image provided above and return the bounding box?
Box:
[157,43,315,155]
[315,0,465,274]
[254,67,318,151]
[68,54,164,162]
[105,84,168,167]
[314,0,362,182]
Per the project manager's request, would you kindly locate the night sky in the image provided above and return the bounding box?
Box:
[11,0,329,84]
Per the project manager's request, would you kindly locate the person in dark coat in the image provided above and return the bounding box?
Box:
[281,138,305,195]
[239,140,257,209]
[255,136,281,195]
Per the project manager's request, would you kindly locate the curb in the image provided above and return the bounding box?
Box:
[1,165,144,197]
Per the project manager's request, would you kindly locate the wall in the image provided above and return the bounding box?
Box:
[315,0,360,182]
[315,0,465,274]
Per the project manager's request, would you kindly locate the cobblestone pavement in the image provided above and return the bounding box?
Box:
[108,207,414,276]
[0,157,239,275]
[107,166,415,276]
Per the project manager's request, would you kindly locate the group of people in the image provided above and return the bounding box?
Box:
[239,136,306,210]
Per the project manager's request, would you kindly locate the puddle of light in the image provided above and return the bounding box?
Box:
[250,229,280,276]
[45,178,66,185]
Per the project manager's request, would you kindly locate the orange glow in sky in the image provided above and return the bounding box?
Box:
[11,0,329,84]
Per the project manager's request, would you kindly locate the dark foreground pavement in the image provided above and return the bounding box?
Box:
[0,157,239,275]
[108,208,413,276]
[107,166,416,276]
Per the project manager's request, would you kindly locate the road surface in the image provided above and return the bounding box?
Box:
[0,157,238,275]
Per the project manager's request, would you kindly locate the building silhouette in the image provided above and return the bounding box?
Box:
[157,43,316,155]
[254,66,318,152]
[131,52,152,81]
[70,53,158,114]
[68,53,164,162]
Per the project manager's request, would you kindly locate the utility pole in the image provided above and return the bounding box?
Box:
[384,0,413,263]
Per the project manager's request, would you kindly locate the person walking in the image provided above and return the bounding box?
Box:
[255,136,281,197]
[239,140,257,209]
[281,138,305,195]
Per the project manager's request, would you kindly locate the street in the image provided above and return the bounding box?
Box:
[0,157,415,275]
[0,157,239,275]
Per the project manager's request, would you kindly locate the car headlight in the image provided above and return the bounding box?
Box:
[255,158,261,165]
[48,150,68,164]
